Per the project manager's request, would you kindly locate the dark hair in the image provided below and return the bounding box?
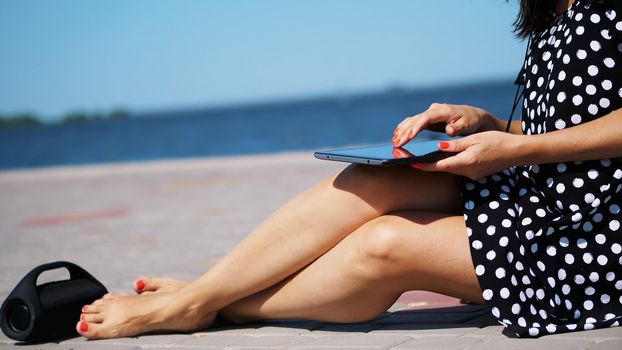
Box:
[512,0,556,39]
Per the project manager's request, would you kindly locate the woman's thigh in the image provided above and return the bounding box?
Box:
[331,164,463,215]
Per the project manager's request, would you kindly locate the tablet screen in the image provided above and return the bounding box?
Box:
[314,139,457,166]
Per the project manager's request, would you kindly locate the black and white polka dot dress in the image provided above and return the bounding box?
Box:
[460,0,622,337]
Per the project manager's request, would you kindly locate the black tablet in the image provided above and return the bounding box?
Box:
[314,139,458,166]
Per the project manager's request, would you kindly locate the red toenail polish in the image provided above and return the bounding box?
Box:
[135,279,145,291]
[79,322,89,332]
[439,141,450,150]
[82,306,88,312]
[80,314,85,320]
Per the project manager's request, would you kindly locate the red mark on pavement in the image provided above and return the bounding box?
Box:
[21,208,130,228]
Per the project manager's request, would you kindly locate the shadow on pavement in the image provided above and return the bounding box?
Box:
[211,304,497,333]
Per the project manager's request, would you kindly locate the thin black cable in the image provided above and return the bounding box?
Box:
[505,36,531,133]
[505,82,525,133]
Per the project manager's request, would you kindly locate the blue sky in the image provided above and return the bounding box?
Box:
[0,0,524,120]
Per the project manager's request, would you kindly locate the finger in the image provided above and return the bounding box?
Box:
[394,117,412,137]
[446,116,472,136]
[405,115,432,144]
[438,138,470,153]
[412,155,459,173]
[394,115,428,147]
[410,162,435,172]
[394,104,461,147]
[391,129,400,145]
[393,116,420,146]
[392,125,403,145]
[402,108,458,146]
[431,153,471,173]
[445,124,457,136]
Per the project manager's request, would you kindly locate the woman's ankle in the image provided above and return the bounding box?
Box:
[169,287,216,321]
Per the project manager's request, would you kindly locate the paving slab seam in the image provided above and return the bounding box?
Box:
[383,336,421,350]
[550,337,622,343]
[141,346,383,350]
[461,331,622,342]
[592,338,622,343]
[406,334,476,339]
[287,347,394,350]
[227,347,304,350]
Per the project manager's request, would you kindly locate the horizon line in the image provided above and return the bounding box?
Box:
[1,75,516,123]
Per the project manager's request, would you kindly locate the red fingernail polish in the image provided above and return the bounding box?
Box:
[411,163,423,169]
[79,322,89,332]
[82,306,88,312]
[439,141,449,150]
[135,279,145,291]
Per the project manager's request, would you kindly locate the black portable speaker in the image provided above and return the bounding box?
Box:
[0,261,108,342]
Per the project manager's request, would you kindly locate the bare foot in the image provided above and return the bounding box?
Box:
[134,277,189,294]
[77,292,215,339]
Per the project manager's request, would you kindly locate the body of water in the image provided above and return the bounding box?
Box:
[0,80,519,170]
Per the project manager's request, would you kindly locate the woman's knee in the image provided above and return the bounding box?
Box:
[348,217,415,279]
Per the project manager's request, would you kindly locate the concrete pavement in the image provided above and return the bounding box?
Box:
[0,152,620,349]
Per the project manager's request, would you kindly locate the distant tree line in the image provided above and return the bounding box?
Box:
[0,108,130,128]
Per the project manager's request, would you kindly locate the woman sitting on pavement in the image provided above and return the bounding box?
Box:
[76,0,622,339]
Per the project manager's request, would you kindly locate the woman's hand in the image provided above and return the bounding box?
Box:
[391,103,502,147]
[411,131,525,181]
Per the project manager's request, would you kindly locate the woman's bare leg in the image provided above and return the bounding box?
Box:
[175,166,462,309]
[78,165,464,339]
[221,212,482,323]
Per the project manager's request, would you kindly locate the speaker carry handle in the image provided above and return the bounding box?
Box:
[23,261,101,288]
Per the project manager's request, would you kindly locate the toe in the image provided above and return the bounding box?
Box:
[81,304,101,314]
[134,278,147,293]
[101,293,130,300]
[135,277,189,294]
[76,321,92,338]
[81,313,104,323]
[77,321,109,340]
[136,276,166,293]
